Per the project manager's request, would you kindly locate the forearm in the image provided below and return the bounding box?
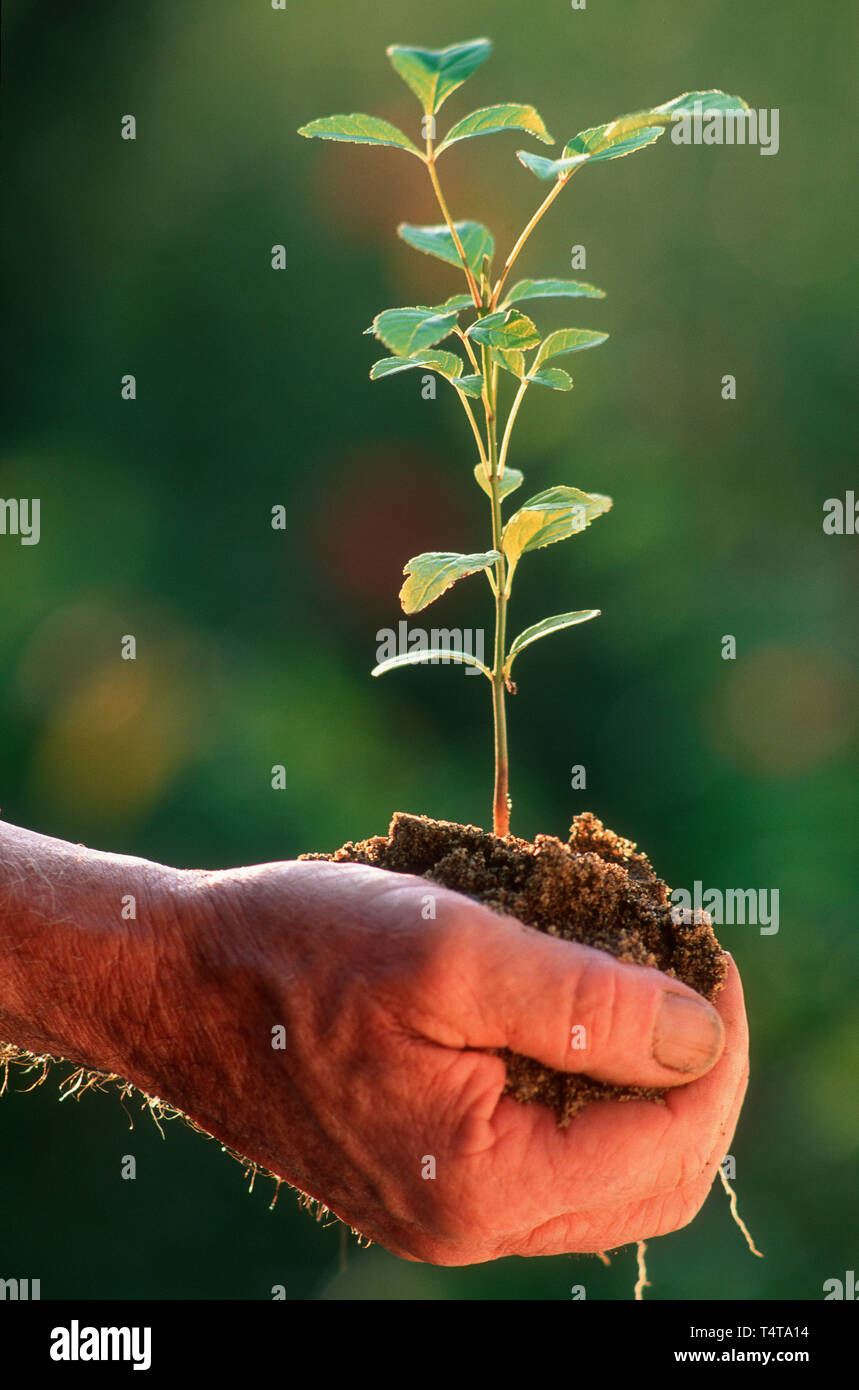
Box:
[0,818,187,1078]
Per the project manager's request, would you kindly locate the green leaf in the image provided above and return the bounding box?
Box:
[451,374,484,398]
[506,610,601,668]
[525,366,573,390]
[371,353,482,398]
[473,465,524,501]
[501,277,605,307]
[368,306,458,357]
[492,347,526,379]
[437,104,553,154]
[563,124,665,163]
[516,149,589,180]
[372,649,491,680]
[467,309,541,351]
[398,220,495,276]
[534,327,608,367]
[297,113,422,157]
[502,486,612,565]
[648,90,752,129]
[386,39,492,115]
[563,90,750,165]
[370,350,466,383]
[399,550,500,615]
[431,293,475,312]
[656,91,750,116]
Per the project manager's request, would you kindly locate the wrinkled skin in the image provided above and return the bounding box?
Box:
[120,858,749,1266]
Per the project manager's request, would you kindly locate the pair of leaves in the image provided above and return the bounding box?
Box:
[299,40,556,164]
[491,322,609,388]
[299,104,552,161]
[477,320,600,370]
[299,40,492,155]
[387,41,553,153]
[387,38,492,115]
[373,605,602,681]
[502,486,612,566]
[517,89,751,180]
[473,465,524,501]
[373,604,602,681]
[299,42,530,159]
[467,309,541,352]
[366,295,607,396]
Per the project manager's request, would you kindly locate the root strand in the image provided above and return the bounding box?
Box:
[720,1167,764,1258]
[634,1240,650,1300]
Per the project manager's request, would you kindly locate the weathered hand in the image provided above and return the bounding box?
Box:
[137,858,748,1265]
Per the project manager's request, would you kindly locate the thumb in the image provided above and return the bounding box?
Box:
[451,910,725,1089]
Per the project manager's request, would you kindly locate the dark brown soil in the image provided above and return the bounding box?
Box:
[303,811,727,1125]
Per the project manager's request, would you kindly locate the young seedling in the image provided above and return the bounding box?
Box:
[300,38,749,837]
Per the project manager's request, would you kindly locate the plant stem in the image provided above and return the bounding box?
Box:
[482,342,511,836]
[490,167,582,310]
[497,380,529,479]
[424,141,482,307]
[422,136,577,834]
[455,328,481,375]
[454,385,490,473]
[455,329,494,451]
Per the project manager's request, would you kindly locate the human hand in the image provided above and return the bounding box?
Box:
[136,857,749,1265]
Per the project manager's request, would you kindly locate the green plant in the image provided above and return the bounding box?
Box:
[299,39,748,837]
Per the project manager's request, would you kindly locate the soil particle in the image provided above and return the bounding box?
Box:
[303,811,727,1125]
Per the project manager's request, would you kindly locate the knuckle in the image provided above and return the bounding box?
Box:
[405,900,478,991]
[567,951,620,1059]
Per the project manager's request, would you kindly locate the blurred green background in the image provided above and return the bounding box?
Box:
[1,0,856,1300]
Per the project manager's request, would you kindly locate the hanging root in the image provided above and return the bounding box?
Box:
[720,1167,764,1258]
[1,1043,53,1095]
[634,1240,650,1300]
[2,1042,368,1246]
[595,1250,611,1267]
[0,1041,288,1211]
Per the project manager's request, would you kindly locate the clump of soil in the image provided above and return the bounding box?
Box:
[304,812,727,1125]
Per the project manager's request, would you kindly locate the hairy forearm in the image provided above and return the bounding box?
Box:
[0,819,187,1077]
[0,820,304,1172]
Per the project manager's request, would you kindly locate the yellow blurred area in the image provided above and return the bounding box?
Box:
[706,644,856,776]
[17,600,217,827]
